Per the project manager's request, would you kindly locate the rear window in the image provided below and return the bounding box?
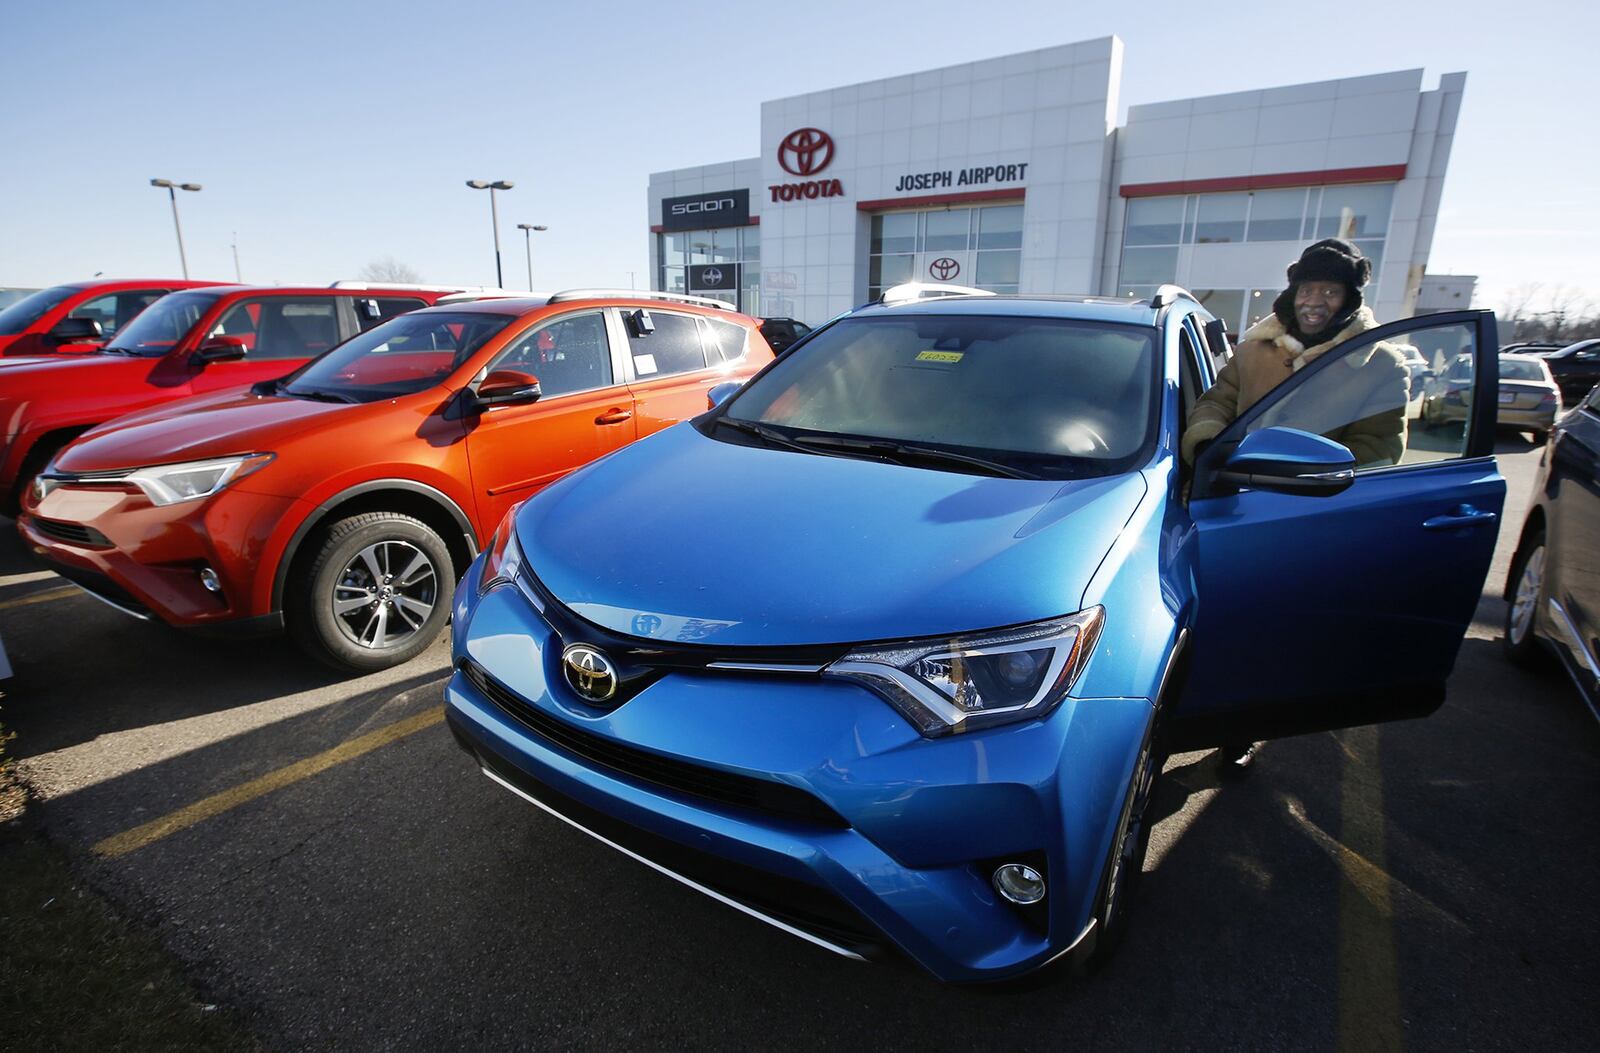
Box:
[1499,357,1548,382]
[701,318,748,362]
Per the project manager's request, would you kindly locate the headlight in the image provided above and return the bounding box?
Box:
[824,607,1104,737]
[479,502,527,594]
[122,454,274,506]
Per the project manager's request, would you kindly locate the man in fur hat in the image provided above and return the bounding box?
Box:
[1182,238,1408,470]
[1182,238,1410,773]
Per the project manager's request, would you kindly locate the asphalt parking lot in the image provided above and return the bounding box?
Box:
[2,436,1596,1052]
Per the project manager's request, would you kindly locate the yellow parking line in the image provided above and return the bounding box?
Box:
[1336,725,1403,1053]
[0,585,80,612]
[94,705,444,859]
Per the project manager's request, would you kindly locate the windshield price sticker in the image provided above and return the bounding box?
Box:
[916,350,964,363]
[633,354,658,376]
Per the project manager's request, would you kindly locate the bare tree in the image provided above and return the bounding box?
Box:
[1498,282,1600,344]
[358,256,421,283]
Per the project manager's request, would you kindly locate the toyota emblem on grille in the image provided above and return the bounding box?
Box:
[562,644,618,703]
[778,127,835,177]
[930,257,961,280]
[703,267,723,287]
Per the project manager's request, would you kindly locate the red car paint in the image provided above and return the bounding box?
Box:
[0,278,228,357]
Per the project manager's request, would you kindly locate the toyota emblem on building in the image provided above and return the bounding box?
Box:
[562,643,618,703]
[702,267,723,287]
[930,257,961,281]
[778,127,835,177]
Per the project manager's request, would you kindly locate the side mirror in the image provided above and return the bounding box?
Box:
[1215,427,1356,497]
[47,317,103,346]
[707,381,741,409]
[195,335,249,362]
[476,369,542,408]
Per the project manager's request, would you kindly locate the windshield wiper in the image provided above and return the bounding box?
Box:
[712,416,816,454]
[281,385,358,404]
[787,435,1038,479]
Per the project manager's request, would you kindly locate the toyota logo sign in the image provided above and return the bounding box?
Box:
[930,257,961,281]
[562,643,618,703]
[778,127,835,177]
[702,267,723,287]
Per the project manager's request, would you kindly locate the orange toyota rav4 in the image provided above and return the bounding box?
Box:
[21,292,771,671]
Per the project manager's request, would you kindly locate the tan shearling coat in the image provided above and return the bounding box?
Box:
[1181,306,1410,468]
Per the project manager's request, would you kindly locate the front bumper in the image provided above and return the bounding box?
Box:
[444,559,1153,983]
[18,483,300,628]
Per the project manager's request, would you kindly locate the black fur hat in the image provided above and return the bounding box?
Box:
[1272,238,1372,335]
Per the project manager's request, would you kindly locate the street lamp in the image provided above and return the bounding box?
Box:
[465,179,514,286]
[515,223,548,289]
[150,178,202,279]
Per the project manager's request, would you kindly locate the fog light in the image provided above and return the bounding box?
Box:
[993,863,1046,905]
[199,567,222,593]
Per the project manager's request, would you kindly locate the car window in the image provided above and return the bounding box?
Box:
[282,310,516,402]
[700,317,748,362]
[1498,357,1548,382]
[1246,319,1480,471]
[355,297,427,331]
[723,313,1159,478]
[214,298,341,360]
[69,290,165,338]
[0,285,76,335]
[626,310,709,377]
[492,311,613,397]
[105,289,227,355]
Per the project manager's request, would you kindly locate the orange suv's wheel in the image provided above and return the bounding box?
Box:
[289,512,454,672]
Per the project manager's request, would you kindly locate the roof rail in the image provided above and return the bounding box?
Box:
[329,281,491,292]
[879,282,995,305]
[1149,284,1200,310]
[547,288,736,310]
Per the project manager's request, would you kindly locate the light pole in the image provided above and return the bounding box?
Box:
[515,223,548,289]
[150,178,202,278]
[466,180,514,286]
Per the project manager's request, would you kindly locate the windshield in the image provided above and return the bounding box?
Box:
[280,311,516,402]
[106,290,226,355]
[1499,357,1549,382]
[0,286,76,335]
[717,313,1160,478]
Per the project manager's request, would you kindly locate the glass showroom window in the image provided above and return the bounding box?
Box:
[867,204,1023,300]
[657,226,760,311]
[1118,196,1183,300]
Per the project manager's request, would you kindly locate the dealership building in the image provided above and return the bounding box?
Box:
[646,36,1465,334]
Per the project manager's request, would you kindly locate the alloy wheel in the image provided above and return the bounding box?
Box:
[1509,545,1545,647]
[331,540,438,650]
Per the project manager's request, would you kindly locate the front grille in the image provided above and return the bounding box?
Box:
[33,518,111,548]
[453,716,885,958]
[460,659,849,830]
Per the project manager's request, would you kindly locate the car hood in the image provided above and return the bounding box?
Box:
[0,352,129,374]
[517,423,1148,648]
[55,388,357,472]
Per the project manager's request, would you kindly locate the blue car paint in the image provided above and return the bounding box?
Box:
[449,555,1154,981]
[445,298,1505,981]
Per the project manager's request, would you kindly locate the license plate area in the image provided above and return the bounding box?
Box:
[1498,391,1516,404]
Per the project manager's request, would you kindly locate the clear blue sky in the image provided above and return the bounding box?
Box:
[2,0,1594,314]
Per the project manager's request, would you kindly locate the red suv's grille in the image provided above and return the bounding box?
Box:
[33,518,111,548]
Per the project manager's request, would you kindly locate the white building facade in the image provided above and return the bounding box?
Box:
[647,37,1465,335]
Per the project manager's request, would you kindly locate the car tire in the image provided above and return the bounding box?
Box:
[1504,529,1549,668]
[1076,705,1165,973]
[288,512,455,673]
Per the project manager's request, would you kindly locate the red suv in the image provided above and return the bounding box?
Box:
[0,284,454,512]
[0,278,227,357]
[20,292,773,670]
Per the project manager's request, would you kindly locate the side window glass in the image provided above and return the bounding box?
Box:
[494,311,612,398]
[1178,328,1201,419]
[67,293,120,334]
[355,297,426,331]
[626,310,709,378]
[1248,320,1478,471]
[700,317,747,362]
[215,298,341,359]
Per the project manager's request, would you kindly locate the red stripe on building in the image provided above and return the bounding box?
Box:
[649,216,760,234]
[1118,165,1407,198]
[856,188,1027,212]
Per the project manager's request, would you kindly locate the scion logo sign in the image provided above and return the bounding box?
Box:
[689,263,739,290]
[769,127,846,204]
[778,127,834,176]
[929,257,961,280]
[660,188,750,232]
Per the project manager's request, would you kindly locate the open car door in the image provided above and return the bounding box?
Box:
[1176,309,1505,745]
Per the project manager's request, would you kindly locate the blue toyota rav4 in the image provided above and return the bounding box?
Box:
[444,285,1505,982]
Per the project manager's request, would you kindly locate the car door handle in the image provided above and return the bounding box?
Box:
[595,408,633,425]
[1422,504,1499,531]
